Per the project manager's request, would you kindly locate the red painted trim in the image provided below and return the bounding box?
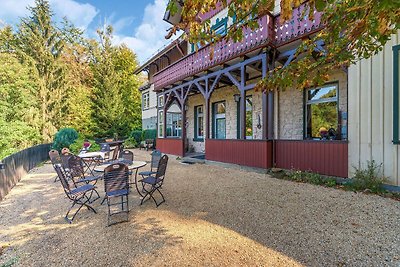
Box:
[156,138,184,156]
[275,140,348,177]
[205,139,273,168]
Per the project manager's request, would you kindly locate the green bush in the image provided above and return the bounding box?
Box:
[69,137,100,154]
[348,160,385,193]
[124,137,137,149]
[52,128,78,152]
[130,130,143,144]
[143,129,157,140]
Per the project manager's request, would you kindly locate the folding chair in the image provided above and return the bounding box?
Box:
[100,143,111,161]
[67,155,101,202]
[138,155,168,207]
[104,163,130,226]
[49,149,62,182]
[138,150,161,177]
[54,164,97,223]
[119,150,134,162]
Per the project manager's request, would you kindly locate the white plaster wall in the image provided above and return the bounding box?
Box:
[142,84,158,121]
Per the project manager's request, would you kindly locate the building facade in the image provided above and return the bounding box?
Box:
[134,2,400,186]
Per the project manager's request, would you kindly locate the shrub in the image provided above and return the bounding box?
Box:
[143,129,157,140]
[130,130,143,144]
[52,128,78,152]
[124,137,137,149]
[69,137,100,154]
[348,160,385,193]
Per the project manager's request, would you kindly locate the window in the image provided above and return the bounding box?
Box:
[305,83,339,139]
[393,45,400,144]
[166,113,182,137]
[158,95,164,108]
[142,92,150,110]
[246,96,253,139]
[194,105,204,140]
[190,17,228,53]
[158,111,163,137]
[212,101,226,139]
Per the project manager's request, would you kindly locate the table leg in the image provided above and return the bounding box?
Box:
[134,168,144,197]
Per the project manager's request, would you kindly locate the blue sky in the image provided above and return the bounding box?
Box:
[0,0,175,64]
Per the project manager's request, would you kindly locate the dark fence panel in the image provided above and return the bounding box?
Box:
[0,144,51,201]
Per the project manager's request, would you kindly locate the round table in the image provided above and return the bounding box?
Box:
[78,151,106,173]
[94,160,147,197]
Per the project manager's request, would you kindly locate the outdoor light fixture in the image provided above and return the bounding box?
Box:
[257,114,262,129]
[0,163,5,170]
[233,94,241,102]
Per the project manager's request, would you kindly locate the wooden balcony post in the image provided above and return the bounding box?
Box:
[181,100,186,156]
[205,84,211,139]
[262,91,268,140]
[162,104,167,138]
[240,65,246,140]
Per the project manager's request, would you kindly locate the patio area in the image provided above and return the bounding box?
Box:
[0,149,400,266]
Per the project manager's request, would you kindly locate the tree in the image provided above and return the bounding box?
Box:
[167,0,400,91]
[17,0,66,142]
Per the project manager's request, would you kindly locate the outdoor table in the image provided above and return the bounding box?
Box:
[94,159,147,197]
[78,151,106,173]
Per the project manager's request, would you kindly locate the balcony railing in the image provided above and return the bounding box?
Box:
[154,2,324,91]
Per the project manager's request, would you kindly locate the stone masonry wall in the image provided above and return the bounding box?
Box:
[277,70,348,140]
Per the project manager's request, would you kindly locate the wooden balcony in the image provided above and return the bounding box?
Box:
[153,2,324,91]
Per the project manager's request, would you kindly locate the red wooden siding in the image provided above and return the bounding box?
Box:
[205,139,273,168]
[275,140,348,177]
[156,138,184,156]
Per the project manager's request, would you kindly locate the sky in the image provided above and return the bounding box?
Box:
[0,0,176,64]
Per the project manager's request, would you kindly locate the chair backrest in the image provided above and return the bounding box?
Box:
[49,150,61,165]
[54,164,72,193]
[60,154,72,169]
[100,143,110,152]
[151,150,162,171]
[155,155,168,181]
[103,163,129,193]
[67,155,85,179]
[119,150,134,162]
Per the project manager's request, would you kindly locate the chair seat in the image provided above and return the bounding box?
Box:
[138,170,157,176]
[106,189,129,198]
[70,184,95,196]
[141,176,162,185]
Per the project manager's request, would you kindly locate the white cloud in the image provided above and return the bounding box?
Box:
[111,0,179,64]
[0,0,98,30]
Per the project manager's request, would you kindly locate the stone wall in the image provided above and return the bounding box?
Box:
[277,70,348,140]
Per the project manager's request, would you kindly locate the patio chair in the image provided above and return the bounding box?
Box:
[49,149,62,182]
[104,163,130,226]
[100,143,111,161]
[67,155,101,202]
[138,150,161,177]
[119,150,134,162]
[54,164,97,223]
[138,154,168,207]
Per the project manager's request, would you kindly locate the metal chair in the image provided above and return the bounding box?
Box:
[104,163,130,226]
[138,155,168,207]
[138,150,161,177]
[54,164,97,223]
[49,149,62,182]
[119,150,134,162]
[100,143,111,161]
[67,155,101,202]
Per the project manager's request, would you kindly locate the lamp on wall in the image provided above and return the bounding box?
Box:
[257,114,262,129]
[233,94,241,102]
[0,163,5,170]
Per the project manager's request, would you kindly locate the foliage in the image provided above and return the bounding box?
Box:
[143,129,157,140]
[284,170,338,187]
[346,160,385,193]
[131,130,143,144]
[124,137,138,149]
[52,128,79,152]
[167,0,400,92]
[69,137,100,154]
[0,0,143,158]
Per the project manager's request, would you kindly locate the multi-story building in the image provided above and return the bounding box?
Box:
[134,1,400,186]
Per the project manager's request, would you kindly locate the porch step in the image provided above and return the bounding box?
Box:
[181,156,205,164]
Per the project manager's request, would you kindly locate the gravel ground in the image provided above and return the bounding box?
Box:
[0,149,400,267]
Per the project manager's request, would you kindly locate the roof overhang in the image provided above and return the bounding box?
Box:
[163,0,183,25]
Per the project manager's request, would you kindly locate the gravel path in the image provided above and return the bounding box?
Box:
[0,149,399,266]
